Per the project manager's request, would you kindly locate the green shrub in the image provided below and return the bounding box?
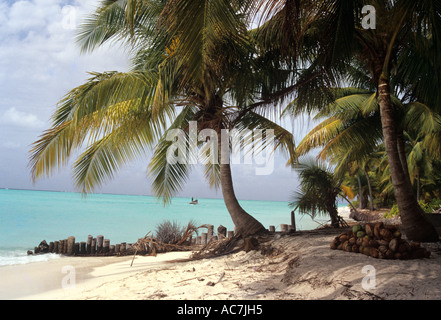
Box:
[384,204,399,218]
[155,220,183,244]
[384,199,441,218]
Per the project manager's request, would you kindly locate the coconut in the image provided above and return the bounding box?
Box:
[378,240,390,247]
[339,235,349,243]
[370,248,379,258]
[393,230,402,239]
[378,245,388,254]
[389,238,399,252]
[352,225,362,233]
[375,222,384,229]
[365,224,374,237]
[369,240,379,248]
[356,231,366,238]
[385,250,394,259]
[362,246,371,256]
[380,229,393,242]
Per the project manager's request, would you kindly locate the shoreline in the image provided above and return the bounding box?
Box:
[3,206,441,300]
[1,252,193,300]
[6,228,440,301]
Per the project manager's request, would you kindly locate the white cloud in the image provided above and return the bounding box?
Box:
[0,107,45,129]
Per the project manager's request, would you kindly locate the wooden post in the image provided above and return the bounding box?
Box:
[281,224,289,232]
[74,243,80,255]
[103,239,110,254]
[54,241,59,254]
[207,225,214,242]
[115,244,120,254]
[269,226,275,233]
[217,225,227,239]
[67,237,75,255]
[120,242,126,254]
[196,236,202,245]
[87,235,93,254]
[110,245,115,255]
[201,233,208,245]
[80,242,86,254]
[291,211,296,232]
[97,235,104,253]
[91,238,97,254]
[48,242,54,253]
[227,231,234,238]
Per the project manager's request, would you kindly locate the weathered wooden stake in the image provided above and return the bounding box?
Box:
[217,225,227,239]
[80,242,86,254]
[201,233,208,245]
[269,226,275,232]
[97,235,104,253]
[49,242,54,253]
[54,241,59,254]
[227,231,234,238]
[74,243,80,255]
[67,237,75,255]
[281,224,289,232]
[103,239,110,253]
[207,225,214,241]
[196,236,202,245]
[291,211,296,232]
[87,235,93,254]
[91,238,97,254]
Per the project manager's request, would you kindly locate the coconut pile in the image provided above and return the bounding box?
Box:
[330,222,431,260]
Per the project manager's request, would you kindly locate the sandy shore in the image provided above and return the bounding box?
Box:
[2,206,440,300]
[3,227,440,300]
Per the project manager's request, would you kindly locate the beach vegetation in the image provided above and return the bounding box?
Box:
[254,0,441,241]
[289,158,354,228]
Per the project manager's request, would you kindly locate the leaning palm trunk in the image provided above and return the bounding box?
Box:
[220,163,266,236]
[218,129,266,237]
[378,78,439,242]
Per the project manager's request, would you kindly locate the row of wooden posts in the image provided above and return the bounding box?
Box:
[31,213,297,256]
[33,235,137,256]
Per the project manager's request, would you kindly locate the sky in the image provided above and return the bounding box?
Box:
[0,0,315,202]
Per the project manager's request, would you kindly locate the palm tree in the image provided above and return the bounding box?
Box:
[291,82,441,213]
[290,158,355,228]
[252,0,441,241]
[29,0,297,237]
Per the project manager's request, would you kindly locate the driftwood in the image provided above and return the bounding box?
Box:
[130,223,209,267]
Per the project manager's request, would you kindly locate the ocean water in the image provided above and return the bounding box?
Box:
[0,189,331,266]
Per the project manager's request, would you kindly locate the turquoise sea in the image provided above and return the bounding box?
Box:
[0,188,333,266]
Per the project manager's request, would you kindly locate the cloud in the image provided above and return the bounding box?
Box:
[0,107,45,129]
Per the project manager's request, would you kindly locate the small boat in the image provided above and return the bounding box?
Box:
[189,197,199,205]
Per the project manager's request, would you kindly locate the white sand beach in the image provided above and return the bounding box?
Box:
[3,215,440,300]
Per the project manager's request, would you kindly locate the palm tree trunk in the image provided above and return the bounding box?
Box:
[217,130,266,237]
[417,173,421,202]
[363,167,375,211]
[357,174,366,209]
[397,129,411,184]
[378,78,438,242]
